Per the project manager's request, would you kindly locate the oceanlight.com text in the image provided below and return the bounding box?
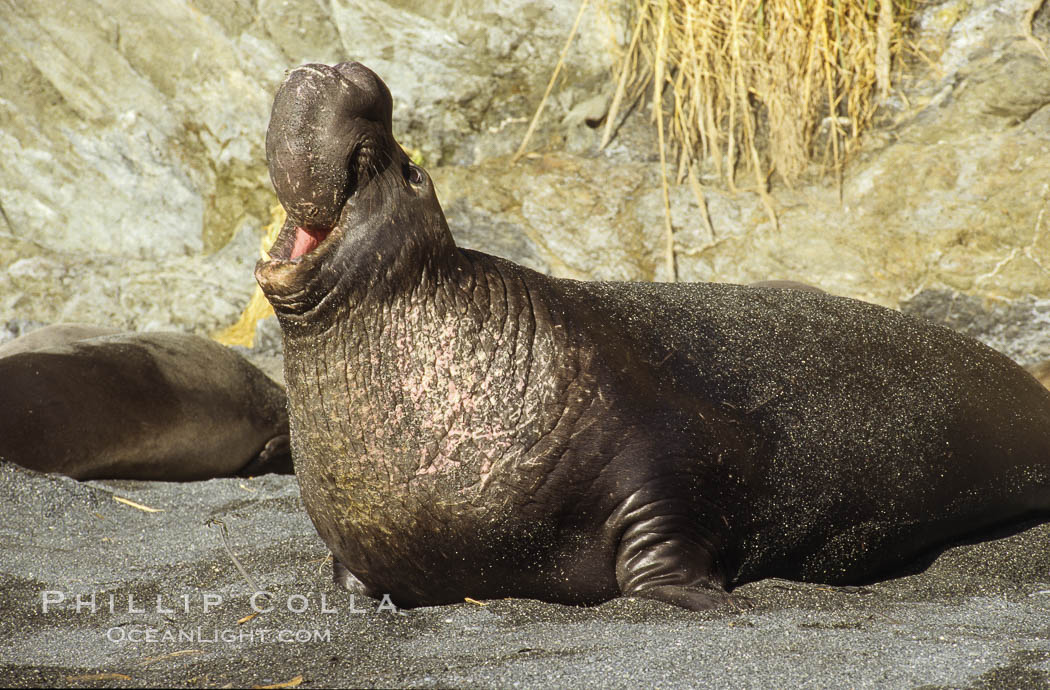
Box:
[105,626,332,645]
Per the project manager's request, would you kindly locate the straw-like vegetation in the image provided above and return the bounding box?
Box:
[213,204,283,347]
[602,0,918,189]
[516,0,919,279]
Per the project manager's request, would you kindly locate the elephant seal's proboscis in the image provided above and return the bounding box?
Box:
[256,61,1050,611]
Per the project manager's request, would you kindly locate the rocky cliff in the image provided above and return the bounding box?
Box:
[1,0,1048,363]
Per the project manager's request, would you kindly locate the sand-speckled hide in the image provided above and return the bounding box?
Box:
[256,62,1050,612]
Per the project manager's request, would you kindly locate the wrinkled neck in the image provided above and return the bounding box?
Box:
[281,252,581,498]
[273,211,459,334]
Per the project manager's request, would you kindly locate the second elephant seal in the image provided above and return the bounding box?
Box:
[0,323,122,357]
[0,331,293,480]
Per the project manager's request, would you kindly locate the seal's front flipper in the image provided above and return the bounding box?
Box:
[237,435,294,476]
[628,584,748,611]
[614,505,738,612]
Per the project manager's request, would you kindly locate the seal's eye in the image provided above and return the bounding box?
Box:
[405,163,424,186]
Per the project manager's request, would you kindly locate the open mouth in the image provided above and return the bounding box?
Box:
[255,217,340,311]
[290,225,332,260]
[263,220,339,266]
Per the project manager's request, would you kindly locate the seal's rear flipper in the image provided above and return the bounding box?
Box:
[237,435,294,476]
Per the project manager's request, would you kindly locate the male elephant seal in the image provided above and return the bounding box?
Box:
[256,62,1050,611]
[0,332,293,480]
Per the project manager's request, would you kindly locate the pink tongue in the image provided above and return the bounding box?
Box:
[290,226,329,260]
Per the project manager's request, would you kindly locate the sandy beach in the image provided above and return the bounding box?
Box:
[1,462,1047,688]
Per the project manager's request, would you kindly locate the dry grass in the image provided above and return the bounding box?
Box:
[601,0,918,188]
[517,0,919,279]
[212,204,284,347]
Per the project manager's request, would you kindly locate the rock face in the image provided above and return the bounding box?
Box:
[1,0,1049,363]
[0,0,616,333]
[437,0,1050,364]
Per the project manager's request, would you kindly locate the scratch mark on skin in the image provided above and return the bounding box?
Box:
[746,391,780,415]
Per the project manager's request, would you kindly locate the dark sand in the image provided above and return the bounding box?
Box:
[0,462,1047,689]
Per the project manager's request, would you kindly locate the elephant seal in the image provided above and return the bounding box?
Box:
[0,323,122,357]
[256,62,1050,611]
[0,332,293,480]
